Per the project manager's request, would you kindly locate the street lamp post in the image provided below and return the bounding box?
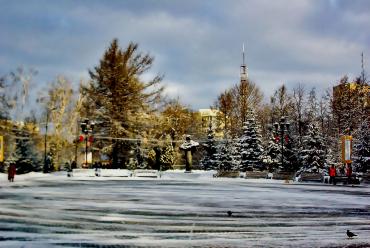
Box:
[274,116,290,171]
[80,119,95,167]
[44,107,56,173]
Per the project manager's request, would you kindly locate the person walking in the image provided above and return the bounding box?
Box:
[329,164,336,185]
[346,163,353,185]
[8,162,16,182]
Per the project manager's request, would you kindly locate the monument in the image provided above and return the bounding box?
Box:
[180,135,199,172]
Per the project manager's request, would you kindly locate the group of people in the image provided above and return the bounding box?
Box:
[329,163,353,185]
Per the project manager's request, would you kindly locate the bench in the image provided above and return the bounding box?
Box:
[298,172,323,182]
[245,171,269,179]
[214,171,240,178]
[133,169,159,178]
[273,172,295,180]
[99,169,132,177]
[71,169,96,177]
[323,175,360,185]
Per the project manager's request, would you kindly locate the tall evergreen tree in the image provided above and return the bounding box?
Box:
[160,136,176,171]
[292,84,305,145]
[270,117,298,172]
[218,134,238,172]
[200,125,219,170]
[354,122,370,172]
[283,134,299,172]
[238,113,264,171]
[133,141,147,169]
[83,39,163,168]
[298,124,327,172]
[14,123,41,173]
[263,131,280,172]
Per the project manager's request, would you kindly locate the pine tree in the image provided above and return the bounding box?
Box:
[83,39,164,168]
[354,122,370,172]
[269,118,298,172]
[200,125,219,170]
[160,138,176,171]
[263,132,280,172]
[298,124,327,172]
[14,125,41,173]
[283,135,299,172]
[218,134,238,171]
[134,141,148,169]
[239,113,264,171]
[230,138,241,171]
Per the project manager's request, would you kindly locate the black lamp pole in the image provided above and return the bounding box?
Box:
[80,119,95,167]
[274,117,290,171]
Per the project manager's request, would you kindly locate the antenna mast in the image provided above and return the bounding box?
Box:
[240,43,248,82]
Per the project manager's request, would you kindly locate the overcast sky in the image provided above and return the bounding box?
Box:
[1,0,369,110]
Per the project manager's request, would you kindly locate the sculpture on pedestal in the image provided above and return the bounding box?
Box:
[180,135,199,172]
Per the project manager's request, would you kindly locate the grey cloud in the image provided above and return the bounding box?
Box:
[0,0,369,110]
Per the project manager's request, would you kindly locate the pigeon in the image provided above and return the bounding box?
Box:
[347,230,357,238]
[227,211,233,217]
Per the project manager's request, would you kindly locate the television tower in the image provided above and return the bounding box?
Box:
[240,43,248,82]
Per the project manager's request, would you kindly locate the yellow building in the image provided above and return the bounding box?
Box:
[198,109,224,138]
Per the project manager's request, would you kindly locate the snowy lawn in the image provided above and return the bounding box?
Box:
[0,172,369,247]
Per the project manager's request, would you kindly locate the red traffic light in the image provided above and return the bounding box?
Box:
[79,135,84,142]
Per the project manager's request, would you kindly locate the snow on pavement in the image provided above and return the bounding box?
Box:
[0,172,369,247]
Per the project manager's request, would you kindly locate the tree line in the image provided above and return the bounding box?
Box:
[0,39,369,173]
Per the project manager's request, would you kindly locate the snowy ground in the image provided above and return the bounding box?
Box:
[0,172,369,248]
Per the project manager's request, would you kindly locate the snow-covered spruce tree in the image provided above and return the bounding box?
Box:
[14,126,41,173]
[230,137,241,171]
[238,113,264,171]
[263,132,280,172]
[298,124,327,173]
[354,121,370,172]
[271,122,299,172]
[200,125,219,170]
[160,141,176,171]
[283,135,299,172]
[324,147,339,175]
[147,148,157,169]
[133,141,149,169]
[218,133,238,172]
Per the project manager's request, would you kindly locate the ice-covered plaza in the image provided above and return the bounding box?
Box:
[0,172,369,248]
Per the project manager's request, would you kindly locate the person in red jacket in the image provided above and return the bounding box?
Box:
[329,164,336,185]
[346,163,353,184]
[8,162,16,182]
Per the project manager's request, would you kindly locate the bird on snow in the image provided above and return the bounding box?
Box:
[347,230,357,238]
[227,211,233,217]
